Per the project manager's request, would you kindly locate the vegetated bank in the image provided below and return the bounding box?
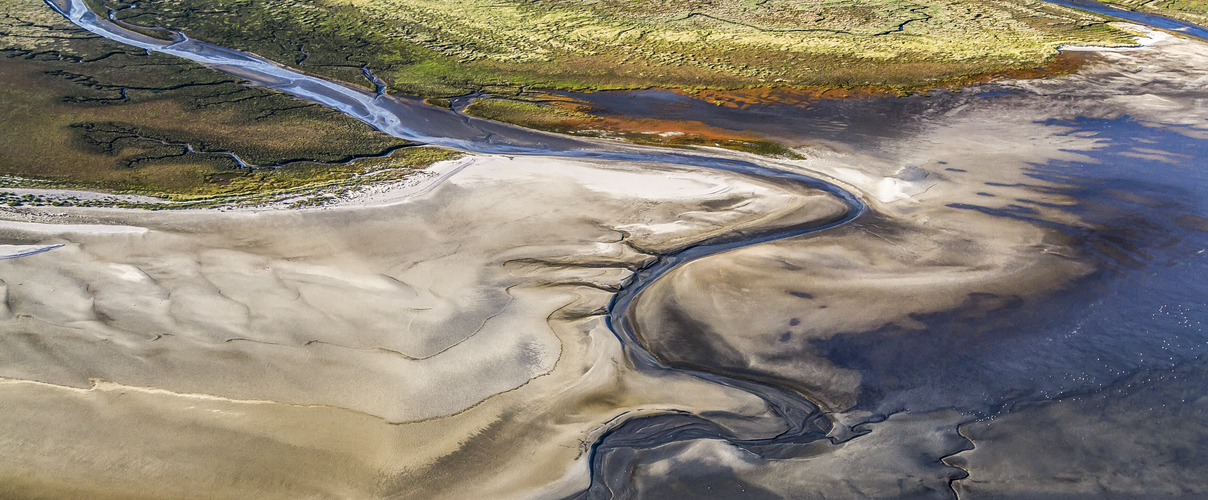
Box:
[1100,0,1208,26]
[3,0,1149,194]
[101,0,1137,97]
[456,51,1091,157]
[87,0,1142,156]
[1,0,457,205]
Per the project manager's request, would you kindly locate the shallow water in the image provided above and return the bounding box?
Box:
[823,116,1208,413]
[563,112,1208,498]
[1045,0,1208,40]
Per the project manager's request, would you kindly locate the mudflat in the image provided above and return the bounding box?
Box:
[0,154,847,498]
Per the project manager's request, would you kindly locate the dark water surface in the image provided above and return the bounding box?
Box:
[821,117,1208,415]
[577,117,1208,498]
[557,86,957,148]
[1045,0,1208,39]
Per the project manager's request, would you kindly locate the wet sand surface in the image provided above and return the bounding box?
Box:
[2,3,1208,498]
[0,156,848,499]
[610,29,1208,499]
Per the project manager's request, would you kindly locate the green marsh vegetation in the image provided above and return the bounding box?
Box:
[463,99,599,131]
[0,0,453,205]
[94,0,1142,157]
[0,146,457,209]
[2,0,1154,195]
[106,0,1138,98]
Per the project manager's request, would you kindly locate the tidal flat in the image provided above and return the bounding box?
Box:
[1,0,1207,499]
[0,155,850,498]
[608,28,1208,498]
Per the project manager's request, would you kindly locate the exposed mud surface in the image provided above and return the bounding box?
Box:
[1,2,1207,499]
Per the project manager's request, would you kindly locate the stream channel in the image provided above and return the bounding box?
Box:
[45,0,1208,497]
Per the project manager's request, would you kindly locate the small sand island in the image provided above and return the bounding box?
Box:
[2,0,1208,498]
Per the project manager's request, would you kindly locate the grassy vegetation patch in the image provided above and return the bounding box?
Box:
[465,99,600,129]
[98,0,1139,97]
[422,97,452,109]
[0,0,416,200]
[0,146,459,209]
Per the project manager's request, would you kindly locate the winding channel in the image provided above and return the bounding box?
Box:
[43,0,1205,496]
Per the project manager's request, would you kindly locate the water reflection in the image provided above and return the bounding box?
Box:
[818,116,1208,415]
[649,116,1208,498]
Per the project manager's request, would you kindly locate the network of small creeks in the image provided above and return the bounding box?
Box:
[46,0,1206,497]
